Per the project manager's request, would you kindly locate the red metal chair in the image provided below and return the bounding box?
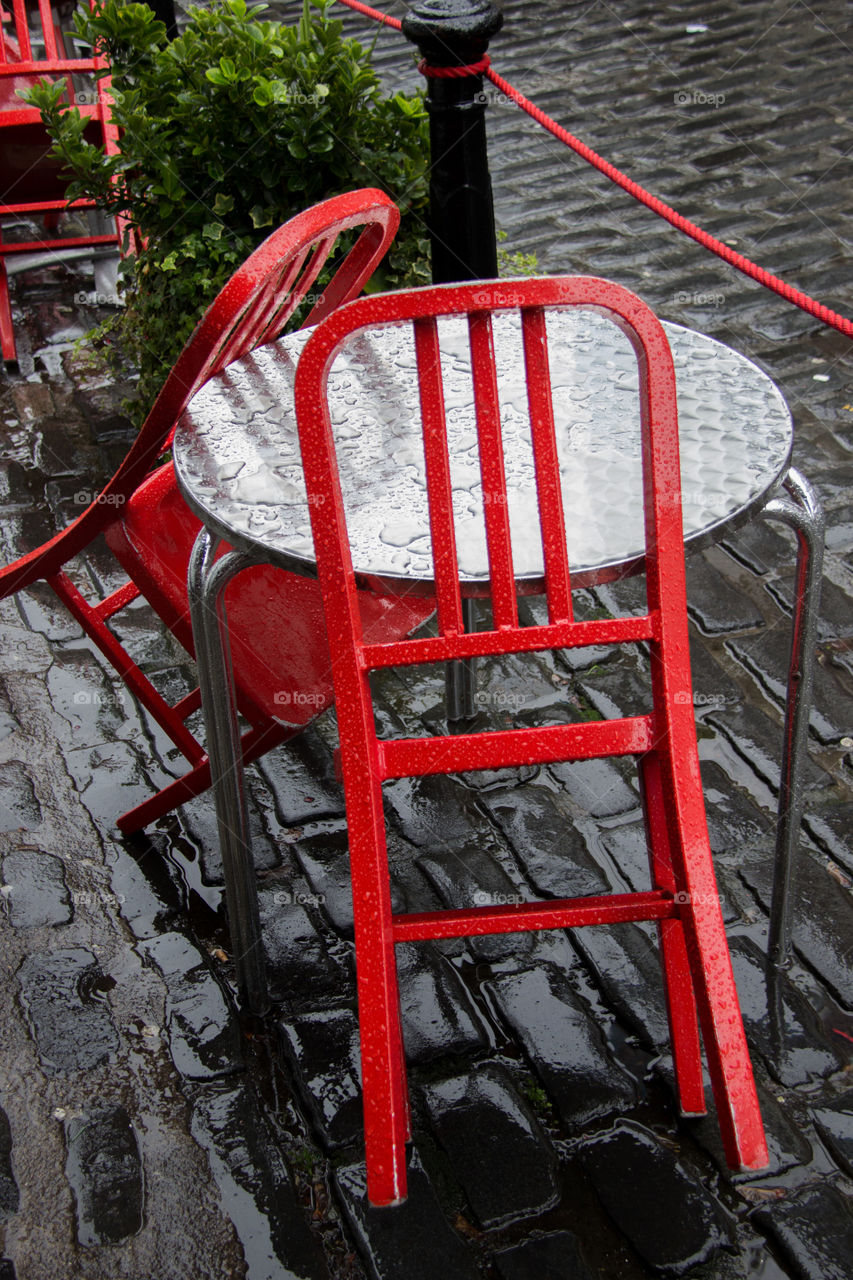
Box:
[294,275,769,1205]
[0,188,434,834]
[1,0,123,362]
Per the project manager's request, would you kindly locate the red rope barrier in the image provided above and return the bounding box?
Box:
[419,55,491,77]
[334,0,853,339]
[335,0,401,30]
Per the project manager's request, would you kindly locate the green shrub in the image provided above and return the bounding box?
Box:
[28,0,431,412]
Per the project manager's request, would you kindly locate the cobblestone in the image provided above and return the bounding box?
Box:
[580,1119,734,1275]
[16,948,119,1075]
[421,1066,560,1229]
[63,1104,143,1246]
[485,964,638,1129]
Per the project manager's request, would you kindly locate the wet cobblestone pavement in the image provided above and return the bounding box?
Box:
[1,0,853,1276]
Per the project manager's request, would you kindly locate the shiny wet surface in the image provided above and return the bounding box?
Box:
[176,313,791,584]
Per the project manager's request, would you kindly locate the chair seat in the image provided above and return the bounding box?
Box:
[105,463,434,731]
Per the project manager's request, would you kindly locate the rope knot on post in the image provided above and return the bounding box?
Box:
[417,54,491,77]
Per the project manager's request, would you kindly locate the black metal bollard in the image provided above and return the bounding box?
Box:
[148,0,178,40]
[402,0,503,721]
[402,0,503,283]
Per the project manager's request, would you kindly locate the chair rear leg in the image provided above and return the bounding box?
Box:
[658,755,768,1170]
[640,752,706,1115]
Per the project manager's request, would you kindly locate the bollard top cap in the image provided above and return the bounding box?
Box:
[402,0,503,62]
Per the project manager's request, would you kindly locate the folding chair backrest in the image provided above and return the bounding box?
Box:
[0,187,400,592]
[294,276,690,773]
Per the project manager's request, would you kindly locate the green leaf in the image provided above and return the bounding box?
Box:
[249,205,273,228]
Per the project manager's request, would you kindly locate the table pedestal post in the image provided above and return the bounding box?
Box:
[759,467,825,973]
[188,529,269,1014]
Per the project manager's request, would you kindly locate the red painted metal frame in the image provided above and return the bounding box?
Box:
[0,188,433,833]
[1,0,124,361]
[294,275,769,1206]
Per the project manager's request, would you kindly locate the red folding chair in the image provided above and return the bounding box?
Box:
[294,276,769,1205]
[0,0,123,363]
[0,188,434,834]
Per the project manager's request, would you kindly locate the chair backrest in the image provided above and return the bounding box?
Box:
[1,0,102,75]
[1,0,118,203]
[293,276,695,776]
[0,187,400,592]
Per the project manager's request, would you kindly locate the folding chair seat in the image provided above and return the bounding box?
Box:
[0,188,434,834]
[293,275,769,1205]
[1,0,122,363]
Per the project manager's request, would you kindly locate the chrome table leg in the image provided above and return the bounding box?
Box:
[446,596,478,723]
[759,467,825,973]
[188,529,270,1014]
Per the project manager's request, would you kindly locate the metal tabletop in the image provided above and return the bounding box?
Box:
[174,311,793,590]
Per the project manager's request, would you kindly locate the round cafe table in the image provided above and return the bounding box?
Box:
[173,309,823,1011]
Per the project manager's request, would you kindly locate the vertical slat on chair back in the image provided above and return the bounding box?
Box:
[469,310,518,630]
[413,316,464,637]
[35,0,58,60]
[7,0,32,61]
[521,305,573,624]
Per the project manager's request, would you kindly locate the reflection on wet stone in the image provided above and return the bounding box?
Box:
[0,762,41,829]
[753,1181,853,1280]
[396,942,490,1063]
[1,849,71,928]
[812,1091,853,1178]
[493,1231,594,1280]
[278,1007,363,1149]
[335,1149,479,1280]
[17,948,118,1074]
[728,937,848,1086]
[64,1105,143,1246]
[581,1119,734,1274]
[486,964,638,1128]
[140,933,243,1080]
